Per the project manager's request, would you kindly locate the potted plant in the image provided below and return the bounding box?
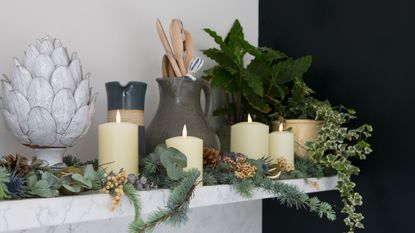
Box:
[269,79,324,157]
[202,20,311,150]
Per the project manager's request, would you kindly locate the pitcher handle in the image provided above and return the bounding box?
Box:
[201,79,212,119]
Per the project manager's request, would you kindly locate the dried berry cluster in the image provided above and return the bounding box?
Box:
[101,169,128,208]
[274,158,294,172]
[224,156,257,179]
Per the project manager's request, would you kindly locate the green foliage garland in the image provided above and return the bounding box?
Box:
[0,147,340,233]
[280,155,326,179]
[204,156,336,221]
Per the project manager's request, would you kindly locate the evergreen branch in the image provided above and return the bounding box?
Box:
[123,183,142,222]
[129,170,200,233]
[260,179,336,221]
[63,155,81,167]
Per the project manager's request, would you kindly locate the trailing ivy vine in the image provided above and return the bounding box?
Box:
[306,100,373,233]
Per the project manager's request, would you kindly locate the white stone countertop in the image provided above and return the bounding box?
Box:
[0,176,337,232]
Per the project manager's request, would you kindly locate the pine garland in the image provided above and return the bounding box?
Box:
[260,178,335,220]
[1,152,337,233]
[203,156,336,222]
[128,169,200,233]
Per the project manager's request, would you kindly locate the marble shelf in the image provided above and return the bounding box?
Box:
[0,176,337,232]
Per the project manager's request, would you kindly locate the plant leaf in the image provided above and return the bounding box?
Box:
[72,173,92,189]
[203,28,226,48]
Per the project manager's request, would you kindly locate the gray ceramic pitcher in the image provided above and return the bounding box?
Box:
[146,78,220,154]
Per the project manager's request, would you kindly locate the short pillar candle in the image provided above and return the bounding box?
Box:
[165,125,203,180]
[269,123,295,166]
[230,114,269,159]
[98,110,139,174]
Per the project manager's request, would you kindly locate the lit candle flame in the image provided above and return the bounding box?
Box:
[116,110,121,123]
[279,123,283,132]
[182,124,187,137]
[247,114,252,123]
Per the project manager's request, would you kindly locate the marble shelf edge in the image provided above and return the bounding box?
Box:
[0,176,338,232]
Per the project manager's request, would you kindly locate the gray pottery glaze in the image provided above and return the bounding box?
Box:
[146,78,220,154]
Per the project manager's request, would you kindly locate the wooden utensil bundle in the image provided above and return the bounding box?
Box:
[156,18,194,78]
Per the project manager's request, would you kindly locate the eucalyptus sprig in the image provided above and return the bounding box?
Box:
[0,167,10,199]
[141,144,187,188]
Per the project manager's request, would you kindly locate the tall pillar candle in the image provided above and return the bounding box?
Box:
[165,125,203,180]
[231,114,269,159]
[269,123,294,166]
[105,81,147,159]
[99,110,139,174]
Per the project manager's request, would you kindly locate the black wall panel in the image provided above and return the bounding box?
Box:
[260,1,415,232]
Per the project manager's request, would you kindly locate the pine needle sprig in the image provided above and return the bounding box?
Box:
[123,183,142,222]
[63,155,81,167]
[128,169,200,233]
[260,178,336,221]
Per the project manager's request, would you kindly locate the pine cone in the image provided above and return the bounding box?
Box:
[203,147,221,169]
[0,154,30,176]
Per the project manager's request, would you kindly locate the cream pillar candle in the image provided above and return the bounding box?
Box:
[269,123,294,166]
[165,125,203,176]
[231,114,269,159]
[98,110,138,174]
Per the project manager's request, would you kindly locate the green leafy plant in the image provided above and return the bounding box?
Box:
[203,19,312,124]
[270,78,317,120]
[306,102,373,233]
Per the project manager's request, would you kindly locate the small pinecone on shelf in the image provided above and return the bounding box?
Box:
[203,147,221,169]
[0,154,30,176]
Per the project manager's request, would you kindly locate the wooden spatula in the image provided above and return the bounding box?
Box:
[156,18,182,77]
[184,30,193,70]
[169,19,187,76]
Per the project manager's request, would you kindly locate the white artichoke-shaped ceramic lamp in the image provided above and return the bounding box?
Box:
[0,36,97,165]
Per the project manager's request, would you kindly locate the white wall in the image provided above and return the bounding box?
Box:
[0,0,258,161]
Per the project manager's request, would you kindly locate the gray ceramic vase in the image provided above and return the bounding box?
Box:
[146,78,220,154]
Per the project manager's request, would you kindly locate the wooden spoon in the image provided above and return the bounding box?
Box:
[169,19,187,76]
[162,55,168,78]
[184,30,193,70]
[156,18,182,77]
[167,61,175,77]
